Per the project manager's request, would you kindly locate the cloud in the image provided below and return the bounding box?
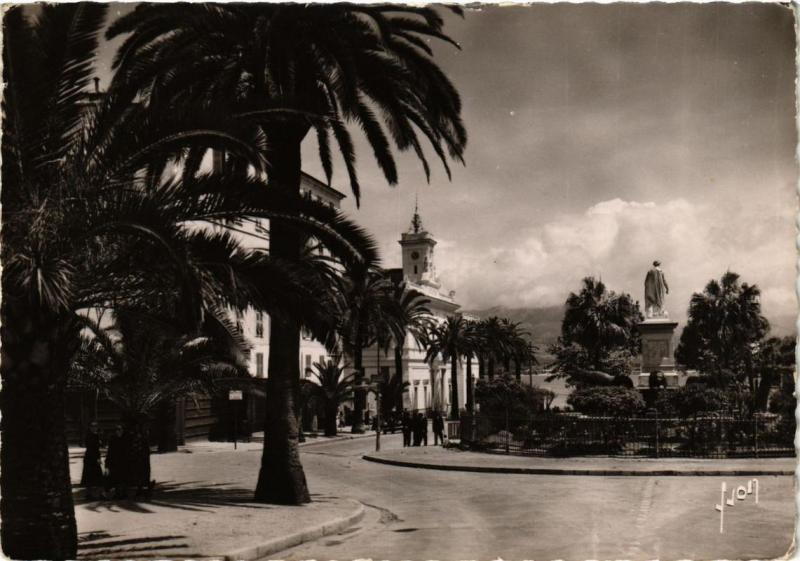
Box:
[436,197,796,331]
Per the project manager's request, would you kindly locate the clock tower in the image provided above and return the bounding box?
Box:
[399,203,440,288]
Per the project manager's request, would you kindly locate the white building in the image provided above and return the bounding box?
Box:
[223,172,346,379]
[362,208,472,414]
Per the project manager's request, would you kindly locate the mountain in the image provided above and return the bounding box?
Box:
[463,305,564,349]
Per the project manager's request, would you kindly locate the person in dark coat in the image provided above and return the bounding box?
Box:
[420,413,428,446]
[432,412,445,446]
[128,425,152,499]
[401,411,412,447]
[411,412,421,446]
[81,421,104,499]
[105,424,128,499]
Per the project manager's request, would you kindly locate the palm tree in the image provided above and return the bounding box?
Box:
[676,271,769,383]
[477,317,510,379]
[560,277,642,370]
[106,3,467,505]
[336,266,397,432]
[306,356,355,436]
[462,319,484,412]
[70,305,250,482]
[2,5,383,554]
[388,282,432,412]
[498,318,537,381]
[424,314,471,420]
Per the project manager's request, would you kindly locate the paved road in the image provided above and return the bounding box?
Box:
[272,433,795,561]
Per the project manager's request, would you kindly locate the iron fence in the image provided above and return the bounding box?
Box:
[459,413,795,458]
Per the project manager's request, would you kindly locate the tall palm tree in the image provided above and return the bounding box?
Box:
[388,282,432,412]
[106,3,467,505]
[461,319,483,412]
[306,356,355,437]
[499,319,538,382]
[424,314,471,420]
[2,5,383,554]
[477,317,510,379]
[336,266,397,432]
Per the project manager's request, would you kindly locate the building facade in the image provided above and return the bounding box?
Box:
[361,208,471,415]
[223,172,347,379]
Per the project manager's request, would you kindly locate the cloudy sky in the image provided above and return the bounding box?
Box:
[305,3,798,333]
[98,3,797,333]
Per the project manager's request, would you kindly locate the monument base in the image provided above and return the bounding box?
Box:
[637,318,678,373]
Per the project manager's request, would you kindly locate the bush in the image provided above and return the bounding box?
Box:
[656,386,729,418]
[567,386,645,417]
[475,375,549,419]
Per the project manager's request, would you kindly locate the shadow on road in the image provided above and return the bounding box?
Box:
[77,531,207,560]
[75,480,278,513]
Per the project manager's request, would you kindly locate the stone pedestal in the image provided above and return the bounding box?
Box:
[638,318,678,372]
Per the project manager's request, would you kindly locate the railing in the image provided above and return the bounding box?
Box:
[460,413,795,458]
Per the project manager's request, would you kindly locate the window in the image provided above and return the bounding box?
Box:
[256,353,264,377]
[304,354,312,377]
[255,311,264,338]
[414,265,418,274]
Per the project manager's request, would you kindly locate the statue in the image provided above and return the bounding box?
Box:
[644,260,669,318]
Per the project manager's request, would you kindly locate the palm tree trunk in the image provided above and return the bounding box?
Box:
[394,345,404,412]
[324,401,338,437]
[514,357,521,382]
[449,356,460,420]
[352,346,366,433]
[254,130,310,505]
[466,355,474,413]
[478,353,485,380]
[1,308,79,559]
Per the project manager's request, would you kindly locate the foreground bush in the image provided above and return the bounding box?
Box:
[567,386,645,417]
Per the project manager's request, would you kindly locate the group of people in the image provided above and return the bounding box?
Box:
[80,421,153,501]
[401,411,447,447]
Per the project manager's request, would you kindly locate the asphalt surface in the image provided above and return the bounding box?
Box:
[272,433,796,561]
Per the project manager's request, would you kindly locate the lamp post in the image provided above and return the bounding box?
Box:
[355,378,382,452]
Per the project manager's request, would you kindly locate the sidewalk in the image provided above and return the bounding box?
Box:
[70,441,363,560]
[249,429,377,447]
[363,445,797,476]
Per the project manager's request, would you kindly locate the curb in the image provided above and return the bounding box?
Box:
[221,499,365,561]
[362,454,795,477]
[299,433,377,448]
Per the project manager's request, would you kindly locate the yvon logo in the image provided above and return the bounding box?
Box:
[715,479,759,533]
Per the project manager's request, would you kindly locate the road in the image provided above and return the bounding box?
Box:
[272,433,795,561]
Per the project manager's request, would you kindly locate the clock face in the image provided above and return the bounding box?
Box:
[411,251,420,260]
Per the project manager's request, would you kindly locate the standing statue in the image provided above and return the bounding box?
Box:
[644,260,669,318]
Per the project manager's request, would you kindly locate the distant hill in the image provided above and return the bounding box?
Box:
[462,305,564,352]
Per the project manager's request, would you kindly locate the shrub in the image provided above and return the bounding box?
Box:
[567,386,645,417]
[657,386,729,418]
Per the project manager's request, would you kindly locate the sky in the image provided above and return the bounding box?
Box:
[97,3,798,334]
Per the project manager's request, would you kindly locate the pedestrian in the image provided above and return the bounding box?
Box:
[80,421,104,500]
[420,413,428,446]
[433,412,445,446]
[411,412,421,446]
[128,424,152,499]
[401,411,412,447]
[105,424,128,499]
[364,409,371,429]
[337,410,345,428]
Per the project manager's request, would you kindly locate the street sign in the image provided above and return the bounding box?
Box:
[228,390,243,401]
